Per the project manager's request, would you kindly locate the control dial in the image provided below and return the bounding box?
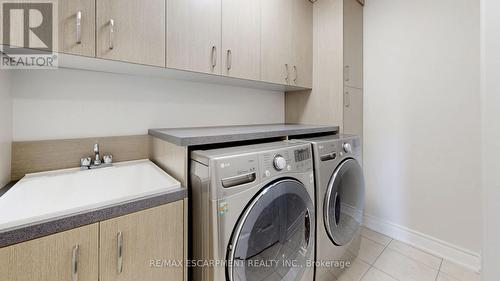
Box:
[343,143,352,153]
[273,155,287,171]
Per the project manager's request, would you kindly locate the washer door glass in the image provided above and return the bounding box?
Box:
[228,179,315,281]
[324,158,365,246]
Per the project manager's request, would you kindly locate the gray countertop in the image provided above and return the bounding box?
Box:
[149,124,339,146]
[0,187,186,248]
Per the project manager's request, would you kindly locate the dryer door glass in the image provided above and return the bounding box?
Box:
[324,158,365,246]
[227,179,315,281]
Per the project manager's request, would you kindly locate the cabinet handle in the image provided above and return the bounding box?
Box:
[227,49,232,71]
[344,65,350,82]
[285,64,290,84]
[109,19,114,50]
[117,231,123,274]
[71,245,79,281]
[345,89,350,107]
[76,11,82,44]
[293,65,298,83]
[211,46,217,69]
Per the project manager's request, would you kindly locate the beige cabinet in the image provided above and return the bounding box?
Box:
[343,0,363,89]
[221,0,261,80]
[343,0,363,150]
[261,0,292,85]
[167,0,221,75]
[343,86,363,137]
[96,0,165,67]
[0,224,99,281]
[286,0,363,135]
[262,0,313,87]
[58,0,96,57]
[99,201,184,281]
[291,0,313,88]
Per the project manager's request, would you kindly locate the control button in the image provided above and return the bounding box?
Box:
[273,155,287,171]
[343,143,352,153]
[265,170,271,177]
[287,165,292,171]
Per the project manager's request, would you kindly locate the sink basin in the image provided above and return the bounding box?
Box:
[0,160,180,231]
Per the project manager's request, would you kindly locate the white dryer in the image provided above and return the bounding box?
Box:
[190,141,316,281]
[296,135,365,280]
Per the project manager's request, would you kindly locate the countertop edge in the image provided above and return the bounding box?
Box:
[149,125,340,146]
[0,187,187,248]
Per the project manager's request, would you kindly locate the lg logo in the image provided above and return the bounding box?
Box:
[2,2,53,54]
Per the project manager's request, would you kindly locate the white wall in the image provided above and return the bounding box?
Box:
[480,0,500,279]
[0,69,12,187]
[11,69,284,141]
[364,0,481,266]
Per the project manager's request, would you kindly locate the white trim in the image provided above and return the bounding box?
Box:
[363,213,481,273]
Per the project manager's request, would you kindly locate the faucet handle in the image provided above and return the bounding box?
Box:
[80,157,92,168]
[103,155,113,164]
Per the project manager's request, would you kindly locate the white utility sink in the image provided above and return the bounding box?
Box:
[0,160,180,231]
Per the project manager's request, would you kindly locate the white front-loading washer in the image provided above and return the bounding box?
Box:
[190,141,316,281]
[295,135,365,280]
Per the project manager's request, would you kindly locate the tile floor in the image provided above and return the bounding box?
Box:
[340,227,481,281]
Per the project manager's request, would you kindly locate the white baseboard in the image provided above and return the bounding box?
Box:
[363,213,481,273]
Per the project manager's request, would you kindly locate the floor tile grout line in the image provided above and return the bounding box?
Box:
[363,227,444,263]
[390,239,444,261]
[383,240,443,272]
[371,236,392,265]
[371,264,402,281]
[359,265,373,281]
[435,259,444,281]
[360,228,392,246]
[381,246,442,274]
[360,233,391,248]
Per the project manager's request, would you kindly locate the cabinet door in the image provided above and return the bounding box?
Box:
[96,0,165,67]
[343,0,363,89]
[58,0,95,57]
[100,201,184,281]
[261,0,292,85]
[0,224,99,281]
[167,0,221,75]
[221,0,261,80]
[343,86,363,139]
[291,0,313,88]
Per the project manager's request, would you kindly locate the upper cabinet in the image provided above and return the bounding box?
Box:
[261,0,293,85]
[221,0,261,80]
[343,0,363,89]
[262,0,313,87]
[3,0,313,90]
[291,0,313,88]
[58,0,96,57]
[167,0,222,75]
[96,0,166,67]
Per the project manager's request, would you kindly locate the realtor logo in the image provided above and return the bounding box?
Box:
[1,1,58,68]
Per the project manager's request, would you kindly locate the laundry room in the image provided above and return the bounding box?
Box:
[0,0,498,281]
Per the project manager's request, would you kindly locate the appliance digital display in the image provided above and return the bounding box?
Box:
[294,149,310,162]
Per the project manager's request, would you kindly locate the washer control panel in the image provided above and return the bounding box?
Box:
[262,144,312,179]
[273,155,287,171]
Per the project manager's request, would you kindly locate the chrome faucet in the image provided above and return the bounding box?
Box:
[93,143,102,166]
[80,143,113,170]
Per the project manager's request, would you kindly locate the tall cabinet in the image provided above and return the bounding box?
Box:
[342,0,364,146]
[285,0,363,152]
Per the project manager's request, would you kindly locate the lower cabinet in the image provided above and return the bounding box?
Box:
[0,200,184,281]
[0,224,99,281]
[100,201,184,281]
